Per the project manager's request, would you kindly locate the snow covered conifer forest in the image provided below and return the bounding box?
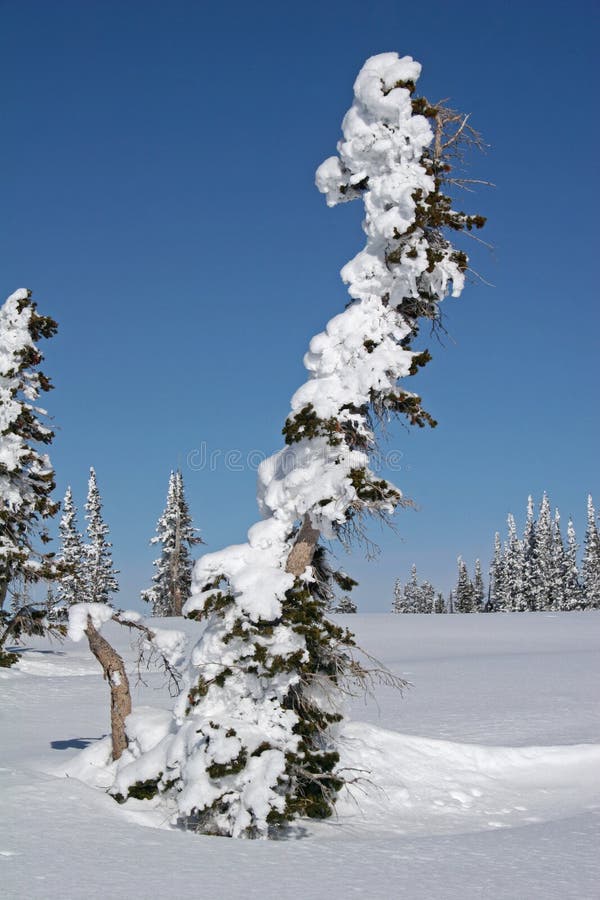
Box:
[392,492,600,613]
[1,27,599,900]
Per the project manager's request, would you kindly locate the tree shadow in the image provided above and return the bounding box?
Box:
[50,737,101,751]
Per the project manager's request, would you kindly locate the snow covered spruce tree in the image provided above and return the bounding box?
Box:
[472,559,484,611]
[503,513,525,612]
[455,557,475,612]
[564,518,583,610]
[83,468,119,604]
[522,495,541,611]
[392,564,426,613]
[582,495,600,608]
[532,493,553,610]
[403,564,422,612]
[391,576,403,612]
[54,486,86,612]
[112,52,486,837]
[333,595,358,613]
[391,566,439,612]
[548,509,567,611]
[0,289,64,663]
[420,579,436,613]
[488,532,506,611]
[142,470,203,616]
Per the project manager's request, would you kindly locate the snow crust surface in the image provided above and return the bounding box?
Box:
[1,613,598,899]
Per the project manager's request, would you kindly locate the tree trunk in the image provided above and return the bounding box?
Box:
[84,616,132,760]
[286,515,320,577]
[0,579,8,611]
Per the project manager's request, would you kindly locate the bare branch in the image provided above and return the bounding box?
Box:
[111,612,183,697]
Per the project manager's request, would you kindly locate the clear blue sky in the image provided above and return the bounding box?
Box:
[2,0,598,610]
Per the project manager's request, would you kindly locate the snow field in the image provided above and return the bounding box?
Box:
[1,612,598,898]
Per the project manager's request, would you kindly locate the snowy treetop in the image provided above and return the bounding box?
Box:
[188,51,473,622]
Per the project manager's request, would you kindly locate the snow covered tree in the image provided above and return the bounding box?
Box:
[564,518,583,610]
[112,52,486,837]
[402,564,422,613]
[44,583,61,619]
[503,514,525,611]
[333,595,357,613]
[522,495,543,610]
[54,486,86,612]
[392,567,438,612]
[472,559,484,612]
[434,592,446,614]
[83,468,119,604]
[531,493,553,610]
[142,470,203,616]
[0,289,58,610]
[0,289,65,664]
[455,557,475,612]
[582,495,600,609]
[391,577,403,613]
[419,580,435,613]
[488,532,506,611]
[447,589,456,614]
[548,509,567,611]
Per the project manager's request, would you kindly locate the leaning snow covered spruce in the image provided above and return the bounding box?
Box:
[111,52,486,837]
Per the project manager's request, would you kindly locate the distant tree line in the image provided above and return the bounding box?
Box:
[392,493,600,613]
[51,468,202,619]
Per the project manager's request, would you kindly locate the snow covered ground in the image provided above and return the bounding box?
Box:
[1,612,598,899]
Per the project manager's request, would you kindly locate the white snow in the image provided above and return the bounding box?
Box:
[117,609,142,623]
[1,612,598,898]
[66,602,114,641]
[143,625,187,670]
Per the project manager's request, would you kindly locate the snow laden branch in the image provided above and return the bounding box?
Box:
[113,52,486,838]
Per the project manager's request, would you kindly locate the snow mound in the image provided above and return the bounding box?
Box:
[323,721,600,838]
[63,709,600,841]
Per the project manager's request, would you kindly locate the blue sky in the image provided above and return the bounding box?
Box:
[2,0,598,610]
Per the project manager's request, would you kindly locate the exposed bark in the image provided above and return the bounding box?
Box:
[84,616,131,760]
[286,515,320,577]
[0,578,8,611]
